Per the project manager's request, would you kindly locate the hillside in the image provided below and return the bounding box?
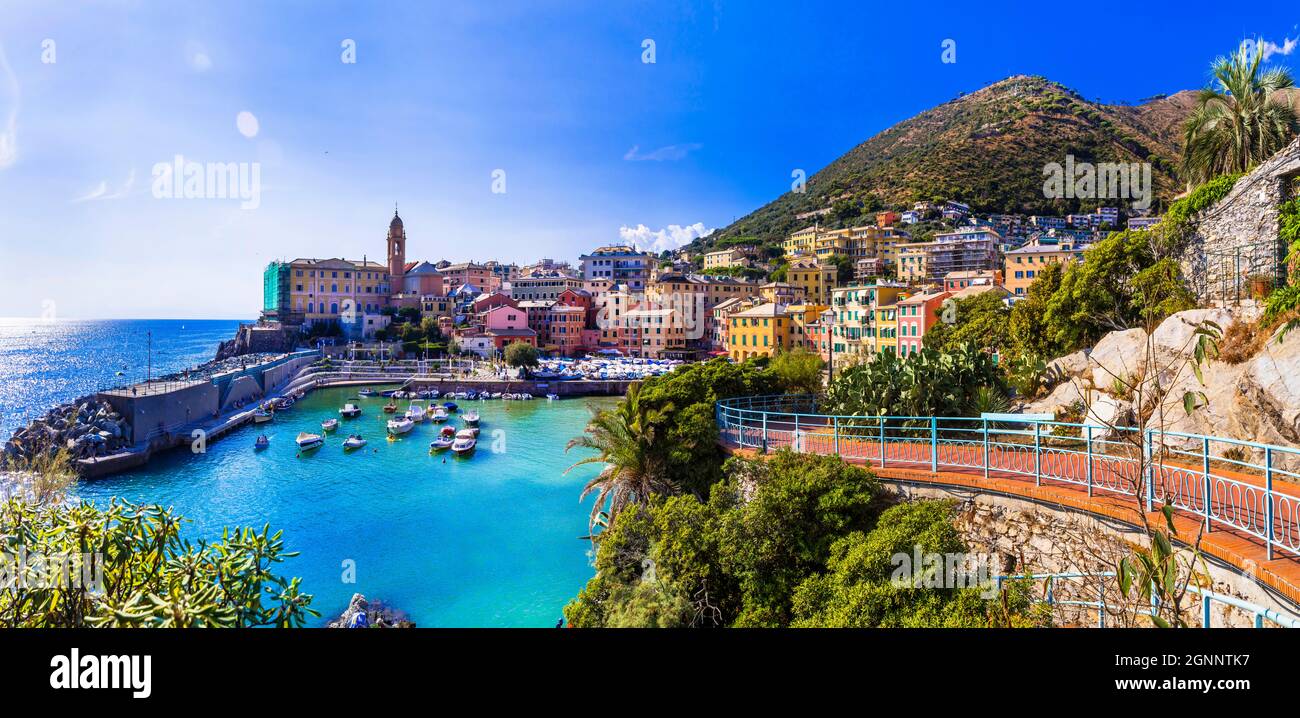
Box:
[699,75,1196,250]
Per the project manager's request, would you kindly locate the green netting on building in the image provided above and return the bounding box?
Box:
[263,262,288,313]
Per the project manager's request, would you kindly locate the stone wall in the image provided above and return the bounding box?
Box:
[1181,136,1300,301]
[884,482,1299,627]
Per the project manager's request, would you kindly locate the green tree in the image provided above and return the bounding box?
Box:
[1182,44,1299,186]
[922,291,1013,355]
[826,253,855,284]
[1008,261,1067,360]
[566,384,676,535]
[791,501,1041,627]
[503,340,539,368]
[768,346,825,395]
[823,342,1006,420]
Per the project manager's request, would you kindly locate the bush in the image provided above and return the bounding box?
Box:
[0,498,316,627]
[823,342,1006,421]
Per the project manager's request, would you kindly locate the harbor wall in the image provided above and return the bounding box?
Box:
[99,381,221,447]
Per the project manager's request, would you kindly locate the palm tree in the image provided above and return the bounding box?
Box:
[565,385,676,536]
[1182,44,1299,185]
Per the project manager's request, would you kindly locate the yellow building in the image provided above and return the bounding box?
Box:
[281,257,392,323]
[759,281,806,304]
[703,247,751,270]
[1004,237,1085,296]
[786,257,838,305]
[868,285,911,356]
[728,303,793,361]
[784,224,907,267]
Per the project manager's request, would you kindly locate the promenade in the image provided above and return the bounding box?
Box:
[716,394,1300,608]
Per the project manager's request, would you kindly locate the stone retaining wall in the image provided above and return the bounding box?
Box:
[1181,136,1300,300]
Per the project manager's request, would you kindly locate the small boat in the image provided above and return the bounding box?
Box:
[427,389,441,399]
[387,417,415,435]
[380,390,398,398]
[383,402,399,414]
[276,396,295,409]
[254,435,270,451]
[430,426,455,451]
[253,410,274,424]
[461,425,480,438]
[296,432,324,450]
[463,410,480,425]
[357,388,377,398]
[343,435,367,451]
[430,406,449,423]
[340,403,362,418]
[321,418,340,432]
[451,429,477,455]
[405,401,427,422]
[546,394,560,401]
[443,401,459,413]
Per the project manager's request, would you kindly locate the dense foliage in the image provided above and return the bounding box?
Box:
[0,498,316,627]
[768,347,825,395]
[922,291,1013,356]
[792,502,1040,627]
[822,342,1007,421]
[565,452,1038,628]
[503,340,539,368]
[1039,229,1196,354]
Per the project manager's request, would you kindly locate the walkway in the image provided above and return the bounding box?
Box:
[715,394,1300,606]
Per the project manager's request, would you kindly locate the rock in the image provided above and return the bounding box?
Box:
[1024,378,1087,419]
[1046,349,1090,383]
[1151,308,1235,365]
[1083,392,1133,439]
[1088,328,1149,389]
[327,593,415,628]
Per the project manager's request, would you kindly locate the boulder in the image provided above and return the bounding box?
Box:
[1045,350,1090,387]
[1088,328,1148,388]
[1083,392,1133,439]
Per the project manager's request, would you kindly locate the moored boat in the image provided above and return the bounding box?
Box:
[430,406,449,422]
[405,401,427,422]
[450,429,477,455]
[383,401,399,414]
[462,410,479,425]
[342,435,367,451]
[254,435,270,451]
[430,425,455,451]
[387,417,415,435]
[296,432,324,450]
[358,388,377,398]
[253,410,274,424]
[321,418,340,432]
[340,403,362,418]
[442,401,459,413]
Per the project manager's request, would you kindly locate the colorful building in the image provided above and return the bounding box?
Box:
[895,290,951,357]
[1004,237,1085,296]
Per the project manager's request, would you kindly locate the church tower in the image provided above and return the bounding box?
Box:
[387,206,406,292]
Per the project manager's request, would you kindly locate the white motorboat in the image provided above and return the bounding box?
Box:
[296,432,324,450]
[430,406,449,423]
[430,425,455,451]
[387,417,415,435]
[340,403,362,418]
[450,429,477,455]
[342,435,368,451]
[462,410,480,426]
[405,401,427,422]
[321,418,340,432]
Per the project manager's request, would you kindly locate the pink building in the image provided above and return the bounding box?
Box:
[483,304,529,331]
[895,290,950,357]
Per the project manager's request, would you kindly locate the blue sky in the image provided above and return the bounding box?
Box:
[0,0,1296,319]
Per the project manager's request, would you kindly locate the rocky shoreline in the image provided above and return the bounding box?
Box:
[3,397,131,464]
[327,593,415,628]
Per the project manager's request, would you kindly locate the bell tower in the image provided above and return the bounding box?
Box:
[387,205,406,292]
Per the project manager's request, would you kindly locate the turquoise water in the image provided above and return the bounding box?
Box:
[74,386,611,627]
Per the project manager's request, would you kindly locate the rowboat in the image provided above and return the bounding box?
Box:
[321,418,340,432]
[430,425,455,451]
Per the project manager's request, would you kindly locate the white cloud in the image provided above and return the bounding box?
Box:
[0,43,19,170]
[1257,36,1298,61]
[623,143,702,161]
[619,222,715,253]
[73,169,136,202]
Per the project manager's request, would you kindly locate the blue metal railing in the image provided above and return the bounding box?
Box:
[715,394,1300,562]
[998,572,1300,628]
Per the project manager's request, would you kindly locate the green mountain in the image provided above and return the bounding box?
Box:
[698,75,1199,251]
